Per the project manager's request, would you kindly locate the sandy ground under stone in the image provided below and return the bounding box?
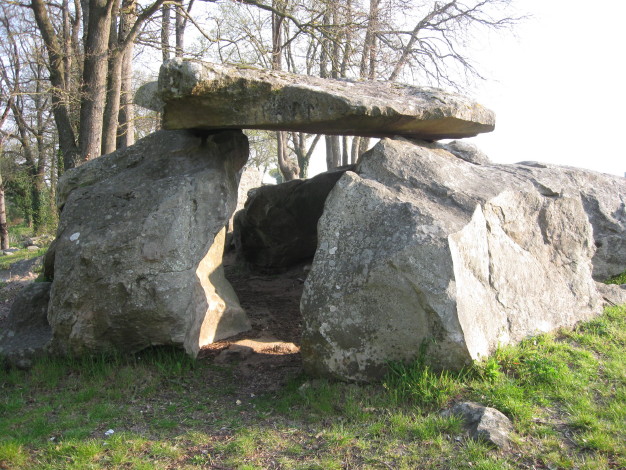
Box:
[200,251,308,395]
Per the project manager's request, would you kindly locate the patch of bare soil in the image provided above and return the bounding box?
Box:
[201,251,307,395]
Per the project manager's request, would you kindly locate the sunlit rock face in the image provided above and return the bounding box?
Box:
[300,137,624,382]
[48,129,251,357]
[136,58,495,140]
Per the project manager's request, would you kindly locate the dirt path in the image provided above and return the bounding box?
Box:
[201,252,308,394]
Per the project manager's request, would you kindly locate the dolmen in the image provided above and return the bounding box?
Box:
[3,58,625,383]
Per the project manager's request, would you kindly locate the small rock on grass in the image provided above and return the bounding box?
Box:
[441,401,514,450]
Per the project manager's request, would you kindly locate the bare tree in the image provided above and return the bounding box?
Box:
[101,0,165,155]
[30,0,82,170]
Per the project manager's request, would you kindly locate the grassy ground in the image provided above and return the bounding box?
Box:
[0,224,48,272]
[1,304,624,469]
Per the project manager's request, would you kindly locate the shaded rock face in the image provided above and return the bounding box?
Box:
[48,129,251,358]
[301,137,610,381]
[137,59,495,140]
[443,140,490,165]
[0,282,52,369]
[234,166,353,271]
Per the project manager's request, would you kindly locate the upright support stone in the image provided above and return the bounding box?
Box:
[300,138,615,382]
[48,129,251,357]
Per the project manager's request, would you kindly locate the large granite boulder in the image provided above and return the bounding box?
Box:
[300,137,623,381]
[491,160,626,281]
[48,129,251,357]
[0,282,52,369]
[234,166,352,270]
[136,59,495,140]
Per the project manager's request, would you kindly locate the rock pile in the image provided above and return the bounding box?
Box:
[2,59,624,381]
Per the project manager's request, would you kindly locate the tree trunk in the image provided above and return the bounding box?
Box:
[0,171,8,250]
[116,0,137,148]
[175,0,185,57]
[271,1,299,181]
[31,0,81,170]
[101,49,123,155]
[79,0,114,161]
[342,135,350,166]
[117,43,135,148]
[161,3,171,61]
[276,131,298,181]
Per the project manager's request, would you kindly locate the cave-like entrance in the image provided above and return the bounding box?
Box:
[208,164,354,374]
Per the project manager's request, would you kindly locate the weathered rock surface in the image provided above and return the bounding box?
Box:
[493,161,626,281]
[228,166,264,234]
[596,282,626,306]
[0,282,52,369]
[137,59,495,140]
[301,137,616,381]
[48,129,251,357]
[444,140,490,165]
[442,402,514,450]
[234,166,353,270]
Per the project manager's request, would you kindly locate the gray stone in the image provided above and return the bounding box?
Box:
[498,161,626,281]
[301,137,607,381]
[595,282,626,306]
[137,59,495,140]
[0,282,52,369]
[442,402,514,450]
[234,166,352,271]
[444,140,490,165]
[48,129,251,358]
[228,166,264,234]
[134,81,163,112]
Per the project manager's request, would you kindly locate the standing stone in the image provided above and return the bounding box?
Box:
[228,166,263,234]
[491,160,626,281]
[301,137,606,381]
[48,129,251,357]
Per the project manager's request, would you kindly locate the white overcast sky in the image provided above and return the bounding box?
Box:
[306,1,626,178]
[469,1,626,177]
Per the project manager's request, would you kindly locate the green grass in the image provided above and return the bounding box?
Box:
[1,306,625,469]
[606,269,626,285]
[0,246,47,271]
[0,223,50,271]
